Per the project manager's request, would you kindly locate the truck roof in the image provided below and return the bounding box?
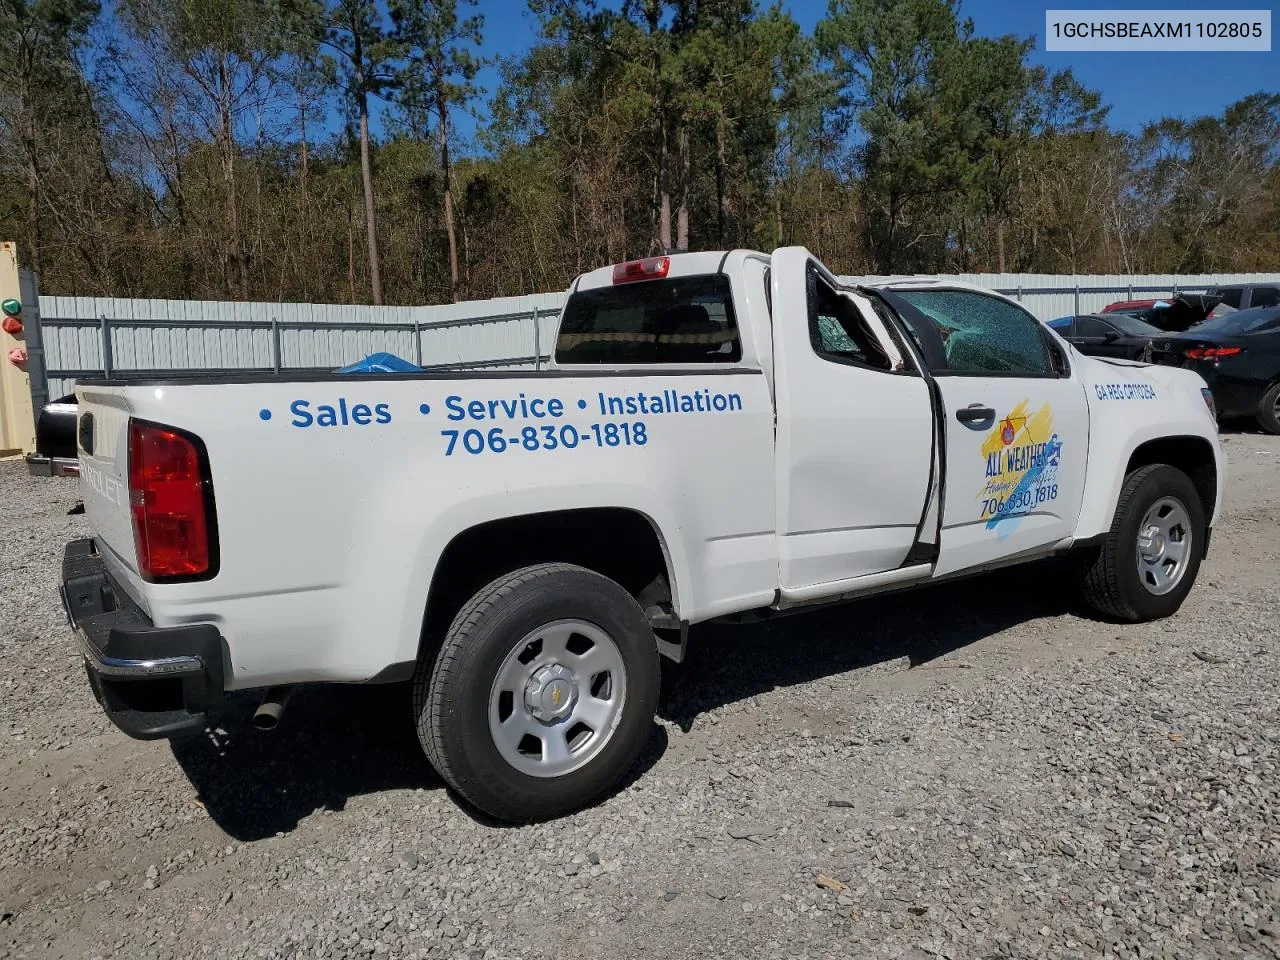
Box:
[572,252,1013,302]
[572,252,732,291]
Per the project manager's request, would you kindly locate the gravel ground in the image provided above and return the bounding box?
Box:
[1,433,1278,960]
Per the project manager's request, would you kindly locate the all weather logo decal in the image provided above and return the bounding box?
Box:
[979,400,1063,537]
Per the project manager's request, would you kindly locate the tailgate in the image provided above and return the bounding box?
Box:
[75,385,144,601]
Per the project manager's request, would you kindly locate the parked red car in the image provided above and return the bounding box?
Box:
[1102,298,1161,315]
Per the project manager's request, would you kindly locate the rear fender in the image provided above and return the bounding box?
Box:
[390,487,694,669]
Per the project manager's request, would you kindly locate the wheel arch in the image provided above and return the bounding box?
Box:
[414,506,682,666]
[1123,435,1218,522]
[1076,431,1221,541]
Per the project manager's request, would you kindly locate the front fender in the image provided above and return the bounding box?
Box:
[1074,358,1223,540]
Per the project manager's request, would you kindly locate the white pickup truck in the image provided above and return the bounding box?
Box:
[62,247,1222,821]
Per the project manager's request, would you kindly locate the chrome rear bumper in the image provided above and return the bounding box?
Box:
[27,454,79,477]
[62,538,225,739]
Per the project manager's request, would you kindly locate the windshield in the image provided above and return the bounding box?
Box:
[1188,306,1280,336]
[555,274,741,364]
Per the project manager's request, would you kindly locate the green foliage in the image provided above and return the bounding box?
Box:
[390,0,483,120]
[0,0,1276,303]
[0,0,102,274]
[319,0,404,103]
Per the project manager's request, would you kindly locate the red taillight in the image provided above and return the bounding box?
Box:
[128,420,216,581]
[612,256,670,284]
[1186,346,1242,360]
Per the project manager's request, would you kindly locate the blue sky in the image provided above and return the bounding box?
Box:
[460,0,1277,140]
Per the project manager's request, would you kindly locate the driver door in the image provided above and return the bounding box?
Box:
[769,249,937,592]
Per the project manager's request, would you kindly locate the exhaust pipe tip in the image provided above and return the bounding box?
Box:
[251,705,283,731]
[252,686,294,731]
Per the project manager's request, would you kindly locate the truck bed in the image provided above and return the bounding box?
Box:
[74,367,779,690]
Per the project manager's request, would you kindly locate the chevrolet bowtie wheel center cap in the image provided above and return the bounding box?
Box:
[525,663,578,722]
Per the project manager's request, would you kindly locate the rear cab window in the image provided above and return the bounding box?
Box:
[555,275,741,365]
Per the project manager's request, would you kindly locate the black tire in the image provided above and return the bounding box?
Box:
[1256,382,1280,435]
[414,562,660,821]
[1080,464,1206,622]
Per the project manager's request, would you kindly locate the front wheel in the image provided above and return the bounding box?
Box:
[1079,464,1206,622]
[415,563,660,821]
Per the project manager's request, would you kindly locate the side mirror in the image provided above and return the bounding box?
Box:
[1102,331,1121,343]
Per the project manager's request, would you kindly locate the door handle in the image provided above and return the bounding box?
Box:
[955,404,995,429]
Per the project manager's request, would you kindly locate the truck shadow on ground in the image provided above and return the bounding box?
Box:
[659,558,1080,732]
[170,684,434,840]
[170,685,669,840]
[172,559,1077,840]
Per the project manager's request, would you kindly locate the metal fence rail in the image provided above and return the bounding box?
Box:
[37,308,548,398]
[990,282,1209,319]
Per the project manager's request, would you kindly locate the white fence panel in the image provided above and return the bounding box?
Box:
[849,271,1280,320]
[419,317,534,368]
[34,270,1280,399]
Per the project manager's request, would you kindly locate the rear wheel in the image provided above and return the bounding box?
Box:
[1080,464,1206,622]
[1256,382,1280,435]
[415,563,660,821]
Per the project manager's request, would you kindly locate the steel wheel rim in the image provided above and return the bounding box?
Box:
[488,619,627,779]
[1135,496,1193,596]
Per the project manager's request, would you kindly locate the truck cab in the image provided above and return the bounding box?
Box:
[552,249,1219,600]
